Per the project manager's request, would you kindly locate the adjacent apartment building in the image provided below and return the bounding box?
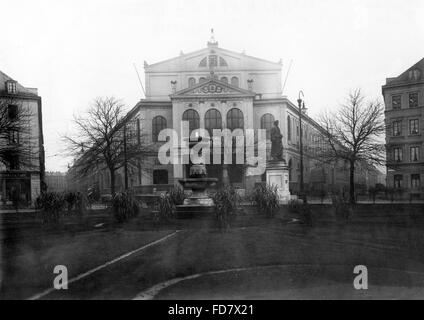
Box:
[383,58,424,199]
[0,70,45,207]
[45,172,68,193]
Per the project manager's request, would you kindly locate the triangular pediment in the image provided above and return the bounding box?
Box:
[170,77,255,99]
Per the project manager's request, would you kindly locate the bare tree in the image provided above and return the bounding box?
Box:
[318,89,385,203]
[0,98,37,170]
[64,97,152,195]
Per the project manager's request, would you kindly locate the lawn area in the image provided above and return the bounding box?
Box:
[0,209,175,299]
[1,204,424,299]
[154,265,424,300]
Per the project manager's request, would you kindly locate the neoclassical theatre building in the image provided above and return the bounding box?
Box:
[69,37,383,196]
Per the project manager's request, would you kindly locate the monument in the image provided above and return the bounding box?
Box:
[266,120,291,203]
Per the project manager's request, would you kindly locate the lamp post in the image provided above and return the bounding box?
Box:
[297,91,307,203]
[123,123,128,190]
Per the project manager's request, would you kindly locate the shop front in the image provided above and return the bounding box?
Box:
[0,172,32,207]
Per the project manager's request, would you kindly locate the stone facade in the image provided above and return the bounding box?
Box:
[0,70,45,207]
[383,58,424,199]
[45,172,68,193]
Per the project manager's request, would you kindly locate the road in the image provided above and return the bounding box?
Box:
[32,223,424,299]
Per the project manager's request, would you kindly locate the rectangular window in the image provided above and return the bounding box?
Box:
[8,130,19,144]
[410,146,419,162]
[411,174,421,188]
[6,153,20,170]
[136,119,141,145]
[8,104,18,120]
[6,81,17,94]
[394,175,403,188]
[394,147,403,162]
[409,119,419,135]
[409,92,419,108]
[392,95,401,109]
[153,169,168,184]
[393,120,402,136]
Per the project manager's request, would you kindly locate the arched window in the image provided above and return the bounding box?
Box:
[199,56,228,68]
[219,57,228,67]
[231,76,239,87]
[199,57,207,67]
[209,55,218,67]
[220,76,228,83]
[199,77,206,83]
[287,115,291,141]
[152,116,167,142]
[182,109,200,134]
[205,109,222,135]
[226,108,244,131]
[188,77,196,87]
[260,113,275,139]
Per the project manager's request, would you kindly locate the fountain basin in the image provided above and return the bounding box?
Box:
[178,177,218,207]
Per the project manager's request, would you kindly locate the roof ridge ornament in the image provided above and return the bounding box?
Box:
[207,70,218,80]
[207,28,218,47]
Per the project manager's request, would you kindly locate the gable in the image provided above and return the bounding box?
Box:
[170,77,255,99]
[145,45,282,73]
[385,58,424,86]
[0,70,36,95]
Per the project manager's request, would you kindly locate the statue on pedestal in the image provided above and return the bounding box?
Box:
[266,120,291,203]
[270,120,284,162]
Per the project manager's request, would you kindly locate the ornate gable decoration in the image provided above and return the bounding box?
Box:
[171,75,255,99]
[192,82,233,94]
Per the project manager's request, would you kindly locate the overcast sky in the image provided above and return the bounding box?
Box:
[1,0,423,172]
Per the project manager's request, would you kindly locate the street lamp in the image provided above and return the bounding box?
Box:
[297,91,307,203]
[123,123,128,191]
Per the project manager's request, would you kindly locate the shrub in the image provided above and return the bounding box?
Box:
[168,185,186,206]
[287,199,313,225]
[318,189,327,204]
[375,183,386,193]
[212,187,239,229]
[299,203,313,226]
[63,191,87,214]
[112,192,139,223]
[154,186,187,221]
[252,184,280,217]
[155,193,174,221]
[75,192,87,215]
[64,192,77,212]
[36,192,66,223]
[368,186,378,204]
[287,199,302,213]
[385,187,395,203]
[332,195,352,221]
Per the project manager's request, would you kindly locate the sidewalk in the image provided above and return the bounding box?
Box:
[306,199,424,204]
[0,208,38,214]
[0,203,110,214]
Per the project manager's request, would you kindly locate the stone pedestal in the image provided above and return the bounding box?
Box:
[266,160,291,204]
